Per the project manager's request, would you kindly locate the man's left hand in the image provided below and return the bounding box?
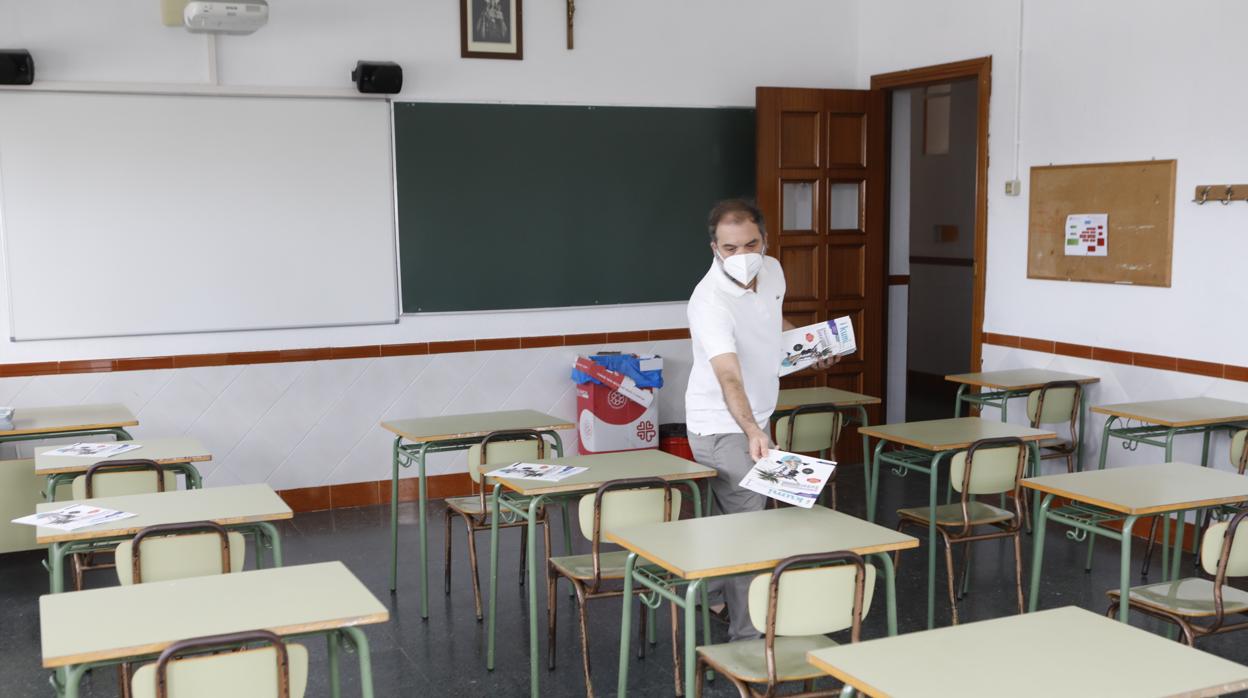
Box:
[813,353,841,371]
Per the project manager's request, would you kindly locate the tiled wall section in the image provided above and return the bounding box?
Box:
[982,344,1248,473]
[0,340,693,492]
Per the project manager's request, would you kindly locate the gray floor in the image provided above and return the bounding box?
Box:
[4,463,1248,697]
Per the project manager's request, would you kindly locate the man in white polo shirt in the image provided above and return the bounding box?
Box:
[685,199,833,641]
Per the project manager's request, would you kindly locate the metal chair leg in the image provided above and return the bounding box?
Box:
[443,507,454,596]
[942,533,959,625]
[547,567,558,670]
[958,543,973,600]
[671,601,683,697]
[637,597,648,660]
[1141,516,1159,577]
[464,515,483,621]
[518,522,527,587]
[574,583,594,697]
[1012,532,1025,615]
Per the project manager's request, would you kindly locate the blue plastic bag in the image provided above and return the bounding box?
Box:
[571,353,663,389]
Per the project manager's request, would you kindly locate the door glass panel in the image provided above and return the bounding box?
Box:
[829,182,861,230]
[782,181,815,231]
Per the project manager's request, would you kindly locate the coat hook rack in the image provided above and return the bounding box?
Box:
[1192,184,1248,205]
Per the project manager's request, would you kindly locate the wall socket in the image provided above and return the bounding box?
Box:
[1004,179,1022,196]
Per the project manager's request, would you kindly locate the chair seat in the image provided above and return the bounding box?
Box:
[550,550,650,581]
[445,494,542,518]
[697,635,837,683]
[897,501,1014,527]
[1108,577,1248,618]
[1038,437,1074,454]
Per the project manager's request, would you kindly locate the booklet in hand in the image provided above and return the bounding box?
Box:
[483,462,588,483]
[779,317,856,377]
[738,449,836,509]
[41,442,143,458]
[12,504,136,531]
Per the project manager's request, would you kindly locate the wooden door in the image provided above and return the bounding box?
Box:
[756,87,886,464]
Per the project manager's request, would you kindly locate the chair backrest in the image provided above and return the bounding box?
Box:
[1200,509,1248,578]
[747,554,875,638]
[467,429,546,484]
[71,459,175,500]
[775,404,843,454]
[949,438,1026,496]
[115,521,246,585]
[130,630,308,698]
[1232,429,1247,475]
[577,477,679,590]
[1026,381,1080,427]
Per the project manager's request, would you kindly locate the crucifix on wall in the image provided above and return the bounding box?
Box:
[567,0,575,49]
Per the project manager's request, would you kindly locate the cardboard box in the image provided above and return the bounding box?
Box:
[574,353,663,455]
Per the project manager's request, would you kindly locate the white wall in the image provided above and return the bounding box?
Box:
[0,0,861,363]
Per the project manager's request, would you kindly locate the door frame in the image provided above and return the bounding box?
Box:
[870,57,992,385]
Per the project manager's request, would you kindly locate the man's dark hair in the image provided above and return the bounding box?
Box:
[707,199,766,242]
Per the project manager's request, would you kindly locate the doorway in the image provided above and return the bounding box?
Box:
[871,58,991,424]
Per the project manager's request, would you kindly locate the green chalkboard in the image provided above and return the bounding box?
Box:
[394,102,755,312]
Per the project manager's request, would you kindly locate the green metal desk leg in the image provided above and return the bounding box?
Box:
[1027,492,1054,612]
[255,521,283,567]
[867,439,885,523]
[1170,509,1186,582]
[1161,515,1171,582]
[682,578,704,697]
[342,626,376,698]
[925,451,942,629]
[48,542,65,594]
[526,494,547,698]
[61,664,89,698]
[954,384,967,417]
[854,405,871,516]
[1096,416,1118,470]
[1076,389,1088,472]
[1117,516,1139,622]
[1000,393,1009,422]
[486,485,500,671]
[417,442,430,619]
[327,630,341,698]
[616,553,638,696]
[870,552,899,636]
[388,436,402,594]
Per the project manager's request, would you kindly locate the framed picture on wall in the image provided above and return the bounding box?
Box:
[461,0,523,60]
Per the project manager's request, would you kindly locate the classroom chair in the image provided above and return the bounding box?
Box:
[895,437,1027,625]
[1142,429,1248,577]
[444,429,551,621]
[1026,380,1082,474]
[548,477,682,697]
[130,629,308,698]
[69,458,177,591]
[773,404,842,509]
[693,551,873,698]
[1107,507,1248,645]
[115,521,248,697]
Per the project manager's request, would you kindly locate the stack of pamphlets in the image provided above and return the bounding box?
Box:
[484,462,588,482]
[41,442,142,458]
[12,504,136,531]
[779,317,857,377]
[738,449,836,509]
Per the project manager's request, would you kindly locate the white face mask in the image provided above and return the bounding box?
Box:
[717,251,764,286]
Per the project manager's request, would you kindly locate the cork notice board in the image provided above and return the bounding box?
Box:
[1028,159,1176,286]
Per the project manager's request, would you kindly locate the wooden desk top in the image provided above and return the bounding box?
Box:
[606,506,917,580]
[945,368,1100,390]
[492,449,715,497]
[806,606,1248,698]
[34,437,211,475]
[41,561,388,668]
[1091,397,1248,428]
[775,387,881,411]
[1022,462,1248,516]
[5,404,137,437]
[859,418,1055,451]
[381,409,573,443]
[35,484,292,544]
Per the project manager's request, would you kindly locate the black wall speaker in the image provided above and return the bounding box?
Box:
[0,50,34,85]
[351,61,402,94]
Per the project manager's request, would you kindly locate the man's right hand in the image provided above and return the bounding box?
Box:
[746,428,772,462]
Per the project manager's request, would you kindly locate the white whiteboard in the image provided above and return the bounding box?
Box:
[0,90,399,340]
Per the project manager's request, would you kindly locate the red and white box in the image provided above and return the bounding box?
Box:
[575,355,662,455]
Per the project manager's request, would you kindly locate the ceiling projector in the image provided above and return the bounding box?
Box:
[184,1,269,35]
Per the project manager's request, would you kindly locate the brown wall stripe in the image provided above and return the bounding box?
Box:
[0,327,693,378]
[982,332,1246,382]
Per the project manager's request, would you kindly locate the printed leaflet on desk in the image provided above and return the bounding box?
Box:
[484,462,588,482]
[779,317,856,377]
[738,449,836,509]
[41,442,143,458]
[12,504,136,531]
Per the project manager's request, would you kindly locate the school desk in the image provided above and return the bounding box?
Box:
[946,369,1099,469]
[35,436,211,499]
[1091,397,1248,470]
[37,483,291,593]
[807,606,1248,698]
[608,506,916,697]
[859,417,1053,629]
[40,561,388,698]
[1024,462,1248,622]
[483,449,715,698]
[776,387,880,502]
[380,409,573,618]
